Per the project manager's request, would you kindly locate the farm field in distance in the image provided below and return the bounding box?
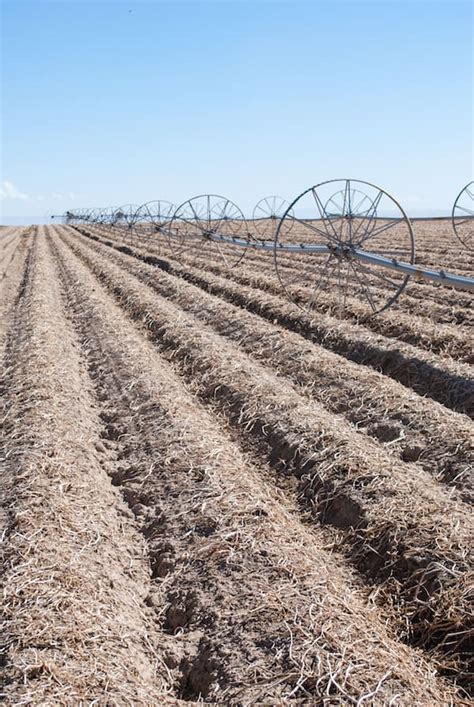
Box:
[1,220,473,704]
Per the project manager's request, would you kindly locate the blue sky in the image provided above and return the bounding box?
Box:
[1,0,472,223]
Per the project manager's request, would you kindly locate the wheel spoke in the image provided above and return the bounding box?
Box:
[456,205,474,216]
[358,217,403,245]
[326,195,344,215]
[352,192,372,214]
[287,214,342,247]
[312,188,341,242]
[335,257,346,310]
[352,260,402,290]
[348,260,378,313]
[306,256,338,312]
[454,216,474,227]
[352,191,382,241]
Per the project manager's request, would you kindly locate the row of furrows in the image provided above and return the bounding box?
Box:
[97,222,474,349]
[57,226,474,687]
[0,229,20,253]
[217,232,474,303]
[0,237,17,260]
[414,253,474,274]
[79,225,442,320]
[408,237,473,264]
[75,225,474,416]
[0,228,34,360]
[0,228,31,280]
[118,223,474,316]
[414,243,473,259]
[170,244,472,361]
[0,243,19,277]
[0,229,172,704]
[124,220,466,265]
[363,221,473,272]
[109,226,474,337]
[45,228,466,704]
[407,232,473,255]
[62,227,474,502]
[262,245,473,323]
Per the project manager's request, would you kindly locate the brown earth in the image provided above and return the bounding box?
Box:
[0,222,472,704]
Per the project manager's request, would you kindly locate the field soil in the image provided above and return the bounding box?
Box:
[1,222,472,704]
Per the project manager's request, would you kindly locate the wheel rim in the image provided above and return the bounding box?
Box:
[111,205,141,242]
[133,201,176,251]
[274,179,415,316]
[168,195,249,269]
[252,196,294,240]
[452,181,474,250]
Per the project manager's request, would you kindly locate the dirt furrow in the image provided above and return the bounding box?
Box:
[104,220,474,310]
[0,238,17,260]
[0,228,27,278]
[47,227,468,703]
[413,246,473,269]
[0,228,33,361]
[221,247,474,326]
[100,225,474,340]
[143,224,474,316]
[404,277,473,309]
[74,225,474,415]
[415,255,474,275]
[202,239,473,322]
[0,229,172,703]
[58,226,474,683]
[60,227,474,501]
[0,230,20,253]
[176,247,472,362]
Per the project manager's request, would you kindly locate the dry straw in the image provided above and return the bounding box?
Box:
[63,227,473,688]
[48,228,467,703]
[1,230,174,703]
[81,222,473,414]
[70,232,473,500]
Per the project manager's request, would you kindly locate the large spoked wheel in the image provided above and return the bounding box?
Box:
[133,200,176,250]
[111,204,140,242]
[82,207,113,235]
[252,196,294,240]
[452,181,474,250]
[168,195,249,269]
[274,179,415,316]
[97,207,117,229]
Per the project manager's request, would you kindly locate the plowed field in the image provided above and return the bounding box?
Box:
[1,223,473,704]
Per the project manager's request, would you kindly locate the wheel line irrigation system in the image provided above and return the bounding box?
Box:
[53,178,474,316]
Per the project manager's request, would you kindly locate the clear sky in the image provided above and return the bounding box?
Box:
[1,0,472,223]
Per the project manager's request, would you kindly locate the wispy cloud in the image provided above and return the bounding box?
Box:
[51,191,82,201]
[0,180,30,201]
[0,182,83,204]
